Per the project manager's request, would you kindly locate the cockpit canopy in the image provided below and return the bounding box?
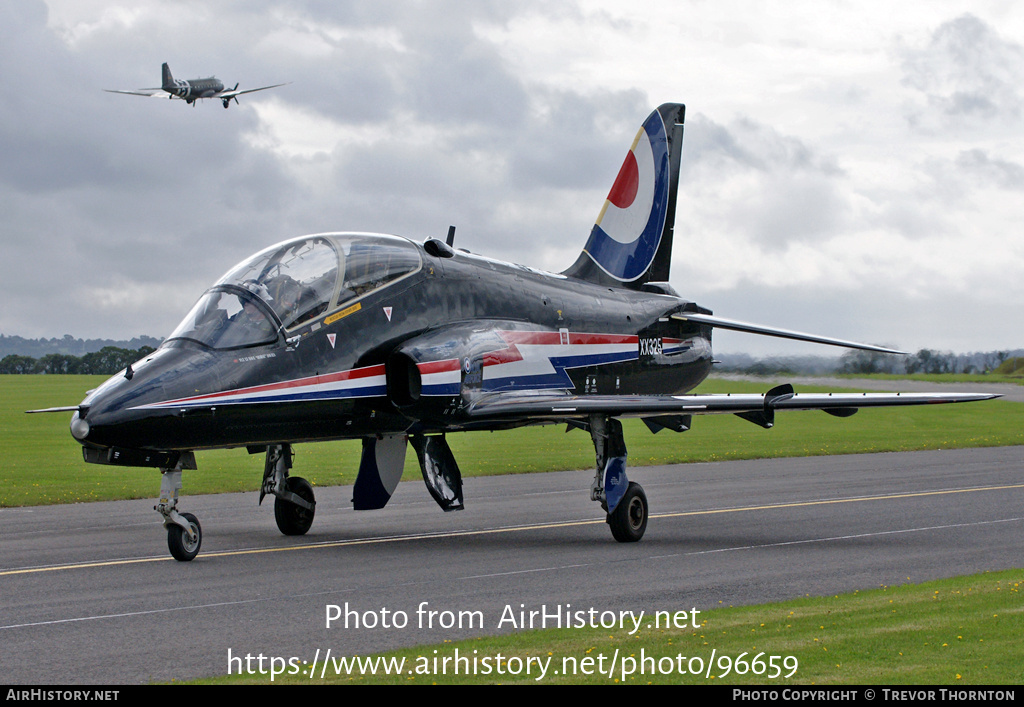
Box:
[167,234,422,350]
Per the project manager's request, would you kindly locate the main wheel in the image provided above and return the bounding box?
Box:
[167,512,202,561]
[607,482,647,543]
[274,476,315,536]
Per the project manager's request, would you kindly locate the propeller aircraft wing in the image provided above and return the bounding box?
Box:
[103,88,166,97]
[217,82,290,99]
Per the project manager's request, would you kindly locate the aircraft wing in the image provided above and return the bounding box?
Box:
[463,386,1000,425]
[218,83,289,99]
[103,88,169,98]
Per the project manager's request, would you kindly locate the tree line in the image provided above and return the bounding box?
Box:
[838,348,1018,375]
[0,334,161,358]
[0,346,156,375]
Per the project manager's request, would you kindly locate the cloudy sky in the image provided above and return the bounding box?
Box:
[2,1,1021,356]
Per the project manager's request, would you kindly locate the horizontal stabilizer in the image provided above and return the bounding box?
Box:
[670,313,906,354]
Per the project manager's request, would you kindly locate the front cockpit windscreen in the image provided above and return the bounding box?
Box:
[166,234,421,350]
[222,236,341,330]
[166,290,279,350]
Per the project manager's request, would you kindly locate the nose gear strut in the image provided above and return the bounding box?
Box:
[155,453,202,561]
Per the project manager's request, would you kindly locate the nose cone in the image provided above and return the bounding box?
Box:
[73,368,160,449]
[70,411,90,441]
[73,346,213,451]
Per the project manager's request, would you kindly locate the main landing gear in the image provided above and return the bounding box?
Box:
[588,415,648,542]
[155,444,316,561]
[260,443,316,536]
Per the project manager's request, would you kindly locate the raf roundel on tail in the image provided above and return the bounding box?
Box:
[28,102,998,561]
[564,104,683,288]
[584,108,671,280]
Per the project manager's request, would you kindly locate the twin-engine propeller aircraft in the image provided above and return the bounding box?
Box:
[104,63,287,108]
[30,103,997,561]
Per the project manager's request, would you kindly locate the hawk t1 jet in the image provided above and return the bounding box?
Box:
[30,103,998,560]
[104,63,287,108]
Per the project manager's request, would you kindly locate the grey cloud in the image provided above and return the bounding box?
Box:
[954,149,1024,190]
[900,14,1024,128]
[679,113,848,249]
[505,89,649,191]
[323,87,650,265]
[683,114,843,176]
[0,2,308,338]
[240,0,546,125]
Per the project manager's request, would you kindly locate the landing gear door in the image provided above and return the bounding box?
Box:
[353,434,408,510]
[411,434,464,512]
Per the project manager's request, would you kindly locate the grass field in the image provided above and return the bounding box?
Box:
[202,569,1024,685]
[3,374,1022,507]
[6,375,1021,686]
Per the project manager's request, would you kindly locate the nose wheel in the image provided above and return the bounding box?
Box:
[167,512,202,561]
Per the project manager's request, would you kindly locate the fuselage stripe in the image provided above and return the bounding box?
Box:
[131,365,387,409]
[130,332,689,409]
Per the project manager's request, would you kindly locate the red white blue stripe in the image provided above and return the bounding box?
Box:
[420,331,690,395]
[133,332,691,408]
[131,365,387,409]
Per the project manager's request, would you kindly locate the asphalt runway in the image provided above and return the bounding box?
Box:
[2,445,1022,684]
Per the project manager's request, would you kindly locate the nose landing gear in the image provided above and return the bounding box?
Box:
[156,455,202,561]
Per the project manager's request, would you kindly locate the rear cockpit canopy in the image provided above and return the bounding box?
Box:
[167,234,421,350]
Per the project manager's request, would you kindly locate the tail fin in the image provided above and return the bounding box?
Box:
[563,103,685,288]
[161,63,174,90]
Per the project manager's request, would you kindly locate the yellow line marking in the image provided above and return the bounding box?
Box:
[3,483,1022,577]
[651,483,1024,519]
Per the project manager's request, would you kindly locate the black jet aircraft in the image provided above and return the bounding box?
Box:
[104,63,287,108]
[31,103,998,561]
